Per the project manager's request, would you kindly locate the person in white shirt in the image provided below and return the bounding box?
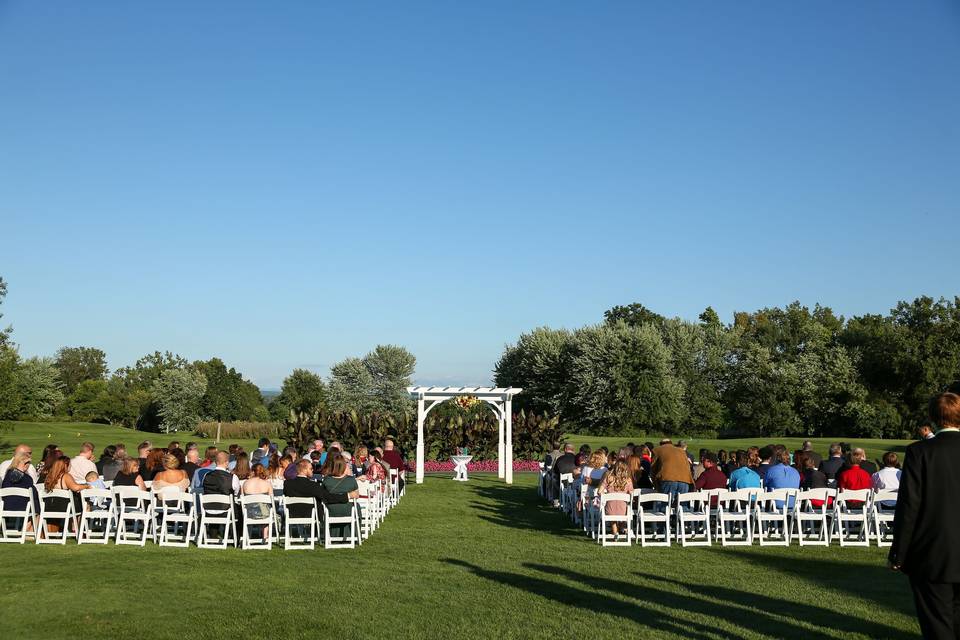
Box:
[873,451,901,508]
[0,444,39,482]
[69,442,98,484]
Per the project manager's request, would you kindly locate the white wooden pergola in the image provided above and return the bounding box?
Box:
[407,386,523,484]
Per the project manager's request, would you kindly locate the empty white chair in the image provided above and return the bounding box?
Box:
[114,486,152,546]
[355,481,377,542]
[872,489,897,547]
[36,488,77,544]
[754,489,793,546]
[154,487,194,548]
[676,492,711,547]
[78,488,114,544]
[835,489,872,547]
[283,496,318,550]
[240,494,274,550]
[197,494,237,549]
[322,500,358,549]
[558,473,574,512]
[597,492,633,546]
[716,490,753,546]
[792,489,832,546]
[0,488,36,543]
[635,492,671,547]
[388,469,401,508]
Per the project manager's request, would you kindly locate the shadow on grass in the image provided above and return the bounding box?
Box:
[708,548,916,619]
[466,481,584,538]
[443,558,917,639]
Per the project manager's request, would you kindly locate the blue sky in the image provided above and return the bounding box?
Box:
[2,2,958,389]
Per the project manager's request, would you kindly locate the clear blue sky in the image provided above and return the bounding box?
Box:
[2,2,958,389]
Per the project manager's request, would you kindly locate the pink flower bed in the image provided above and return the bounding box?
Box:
[415,460,541,473]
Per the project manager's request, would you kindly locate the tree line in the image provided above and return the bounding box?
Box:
[0,276,417,432]
[494,298,960,439]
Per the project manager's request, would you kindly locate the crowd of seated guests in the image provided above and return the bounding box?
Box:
[543,437,904,516]
[0,435,409,541]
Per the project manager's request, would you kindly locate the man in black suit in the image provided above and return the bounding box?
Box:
[550,444,577,506]
[284,459,349,518]
[818,443,844,488]
[890,392,960,638]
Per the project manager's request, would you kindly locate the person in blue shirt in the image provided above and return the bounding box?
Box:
[728,451,762,490]
[764,446,801,509]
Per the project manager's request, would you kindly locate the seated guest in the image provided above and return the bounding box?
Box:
[0,444,38,483]
[837,448,872,504]
[202,452,240,496]
[251,437,271,468]
[322,456,359,538]
[694,452,727,492]
[69,442,98,485]
[242,464,274,541]
[584,450,608,486]
[756,446,774,481]
[746,446,761,474]
[627,453,652,490]
[42,457,90,532]
[381,440,406,487]
[113,457,147,490]
[550,444,577,505]
[574,444,591,467]
[797,452,827,489]
[200,446,218,468]
[283,460,348,533]
[598,460,633,537]
[83,471,109,510]
[355,446,370,474]
[692,449,709,481]
[1,450,39,529]
[181,446,201,481]
[363,450,388,488]
[151,454,189,491]
[872,451,900,508]
[141,448,165,482]
[764,447,800,508]
[859,454,879,475]
[818,443,845,488]
[232,451,251,481]
[35,444,60,482]
[728,451,762,490]
[137,441,152,471]
[96,445,121,481]
[282,448,300,481]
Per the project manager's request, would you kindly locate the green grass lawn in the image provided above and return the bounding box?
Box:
[0,472,918,639]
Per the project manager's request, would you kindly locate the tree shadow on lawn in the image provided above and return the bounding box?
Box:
[467,482,583,539]
[705,548,916,620]
[443,559,916,639]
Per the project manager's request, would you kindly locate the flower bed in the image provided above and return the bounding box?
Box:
[416,459,541,473]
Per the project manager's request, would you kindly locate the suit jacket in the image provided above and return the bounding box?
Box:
[284,476,349,518]
[651,445,694,486]
[818,457,844,485]
[890,431,960,581]
[552,453,576,479]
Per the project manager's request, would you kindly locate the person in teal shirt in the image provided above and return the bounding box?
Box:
[727,451,762,490]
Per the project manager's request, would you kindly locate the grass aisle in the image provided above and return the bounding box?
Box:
[0,474,918,639]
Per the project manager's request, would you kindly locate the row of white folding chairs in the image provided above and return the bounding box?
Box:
[548,482,896,548]
[0,480,393,550]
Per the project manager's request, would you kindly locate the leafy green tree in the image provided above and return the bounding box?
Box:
[16,357,64,418]
[54,346,108,396]
[272,368,326,417]
[151,367,207,433]
[327,357,375,412]
[659,319,726,431]
[196,358,266,422]
[0,344,20,420]
[363,345,416,415]
[566,322,683,434]
[698,306,722,328]
[114,351,188,430]
[603,302,664,328]
[0,277,11,347]
[722,341,801,437]
[494,327,573,416]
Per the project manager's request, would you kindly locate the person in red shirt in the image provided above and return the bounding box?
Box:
[381,439,406,493]
[837,448,872,507]
[695,452,727,506]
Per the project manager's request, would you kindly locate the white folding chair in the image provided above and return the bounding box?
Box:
[872,489,897,547]
[240,494,274,550]
[0,488,36,543]
[597,492,633,546]
[355,481,377,542]
[558,473,574,512]
[676,492,711,546]
[114,486,152,546]
[388,469,400,508]
[635,492,671,546]
[700,488,725,534]
[284,497,318,550]
[322,500,358,549]
[196,494,237,549]
[716,489,753,546]
[78,488,114,544]
[792,489,831,546]
[835,489,872,547]
[755,489,793,546]
[154,487,195,547]
[36,488,77,544]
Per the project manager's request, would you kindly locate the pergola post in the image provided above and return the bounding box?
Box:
[505,397,513,484]
[416,395,425,484]
[497,411,505,479]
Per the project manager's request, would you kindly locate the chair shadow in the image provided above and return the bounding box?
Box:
[466,481,584,538]
[442,558,918,639]
[704,547,916,619]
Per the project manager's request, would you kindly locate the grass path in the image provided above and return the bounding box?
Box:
[0,473,918,639]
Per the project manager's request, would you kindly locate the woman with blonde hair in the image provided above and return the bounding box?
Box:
[598,460,634,537]
[151,453,189,491]
[112,457,146,490]
[584,450,609,486]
